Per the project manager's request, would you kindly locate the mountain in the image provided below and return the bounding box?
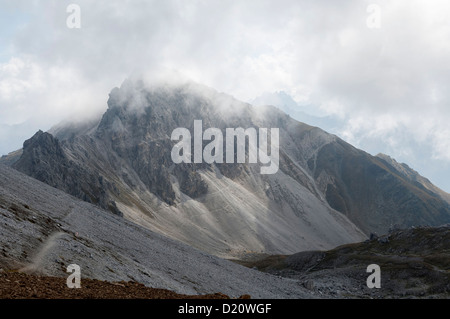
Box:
[3,78,450,258]
[0,163,312,298]
[6,160,447,299]
[310,137,450,235]
[251,91,450,196]
[376,153,450,205]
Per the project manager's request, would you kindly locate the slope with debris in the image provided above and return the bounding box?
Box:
[0,163,313,298]
[234,225,450,298]
[4,79,450,259]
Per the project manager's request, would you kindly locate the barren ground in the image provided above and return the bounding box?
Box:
[0,270,246,299]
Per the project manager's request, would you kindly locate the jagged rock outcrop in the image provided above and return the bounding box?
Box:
[12,130,123,216]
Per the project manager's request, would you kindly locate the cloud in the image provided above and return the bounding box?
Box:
[0,55,106,125]
[0,0,449,191]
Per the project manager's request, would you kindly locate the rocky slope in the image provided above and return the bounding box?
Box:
[3,78,450,257]
[311,138,450,235]
[235,225,450,298]
[376,153,450,206]
[0,163,313,298]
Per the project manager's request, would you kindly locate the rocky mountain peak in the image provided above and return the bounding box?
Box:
[6,79,450,257]
[13,130,67,177]
[12,129,123,217]
[22,130,65,158]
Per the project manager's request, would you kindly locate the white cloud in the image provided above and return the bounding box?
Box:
[0,0,449,189]
[0,55,107,125]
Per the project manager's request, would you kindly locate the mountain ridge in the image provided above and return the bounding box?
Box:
[3,78,450,257]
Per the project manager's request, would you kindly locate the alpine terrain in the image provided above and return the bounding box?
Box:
[2,78,450,260]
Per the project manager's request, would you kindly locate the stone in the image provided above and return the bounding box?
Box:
[303,280,315,290]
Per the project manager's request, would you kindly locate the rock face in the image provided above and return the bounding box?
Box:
[311,139,450,235]
[6,78,450,257]
[12,130,123,217]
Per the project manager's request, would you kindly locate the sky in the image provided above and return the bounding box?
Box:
[0,0,449,192]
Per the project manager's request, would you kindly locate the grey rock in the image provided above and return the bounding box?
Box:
[6,78,450,259]
[303,280,315,290]
[0,163,313,298]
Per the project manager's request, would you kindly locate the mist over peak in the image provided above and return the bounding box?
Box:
[2,1,450,301]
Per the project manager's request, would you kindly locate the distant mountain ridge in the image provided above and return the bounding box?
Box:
[376,153,450,205]
[251,91,450,195]
[3,78,450,257]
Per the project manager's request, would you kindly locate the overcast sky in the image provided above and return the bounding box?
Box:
[0,0,450,191]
